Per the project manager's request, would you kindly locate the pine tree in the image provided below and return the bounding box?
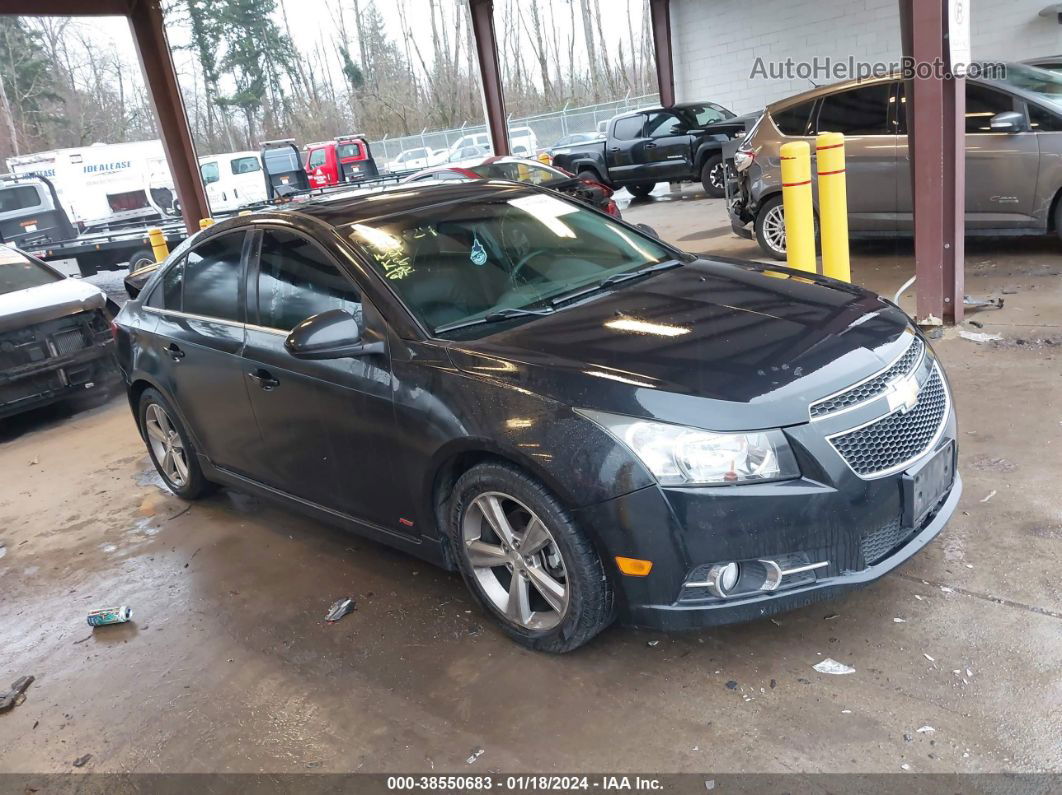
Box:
[0,18,64,157]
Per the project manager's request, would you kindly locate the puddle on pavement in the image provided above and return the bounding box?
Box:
[225,491,261,515]
[130,517,160,536]
[0,543,6,559]
[100,543,118,553]
[135,466,171,493]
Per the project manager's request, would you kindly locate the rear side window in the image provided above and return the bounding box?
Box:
[965,85,1016,133]
[816,84,891,135]
[772,101,814,136]
[337,142,363,159]
[612,115,645,140]
[230,156,261,175]
[256,230,361,331]
[146,258,184,310]
[181,232,245,322]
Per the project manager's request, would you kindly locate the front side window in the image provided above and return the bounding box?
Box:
[345,193,673,335]
[181,233,245,322]
[816,84,891,135]
[965,85,1017,133]
[612,115,645,140]
[230,156,261,175]
[256,230,361,331]
[1029,102,1062,132]
[307,149,327,168]
[646,112,684,138]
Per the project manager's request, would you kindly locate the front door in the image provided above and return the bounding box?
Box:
[240,228,402,532]
[643,110,695,181]
[895,82,1040,230]
[813,81,899,232]
[141,230,260,476]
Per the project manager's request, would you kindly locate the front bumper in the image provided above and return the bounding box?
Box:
[0,341,118,419]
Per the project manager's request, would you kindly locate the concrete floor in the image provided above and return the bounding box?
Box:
[1,189,1060,775]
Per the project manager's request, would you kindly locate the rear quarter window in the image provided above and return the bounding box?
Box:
[771,101,814,136]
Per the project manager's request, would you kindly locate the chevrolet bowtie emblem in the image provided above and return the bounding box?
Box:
[886,374,920,414]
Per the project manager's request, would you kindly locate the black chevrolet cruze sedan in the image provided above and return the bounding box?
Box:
[114,181,960,652]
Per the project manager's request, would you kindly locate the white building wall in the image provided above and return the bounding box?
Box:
[671,0,1062,114]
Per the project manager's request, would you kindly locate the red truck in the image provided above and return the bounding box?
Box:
[304,135,379,187]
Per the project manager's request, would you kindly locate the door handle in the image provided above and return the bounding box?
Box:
[248,369,279,391]
[644,142,657,149]
[609,146,621,151]
[165,343,185,361]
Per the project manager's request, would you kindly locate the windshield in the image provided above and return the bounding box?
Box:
[0,246,61,296]
[345,193,673,336]
[993,63,1062,109]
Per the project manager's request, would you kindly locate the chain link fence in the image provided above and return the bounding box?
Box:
[371,93,659,168]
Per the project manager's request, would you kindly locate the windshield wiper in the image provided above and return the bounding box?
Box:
[434,306,555,334]
[549,259,684,307]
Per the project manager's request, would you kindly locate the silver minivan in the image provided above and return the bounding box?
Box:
[729,64,1062,258]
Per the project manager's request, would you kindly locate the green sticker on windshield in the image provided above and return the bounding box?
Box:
[470,234,487,267]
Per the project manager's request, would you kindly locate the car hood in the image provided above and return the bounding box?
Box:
[0,277,107,334]
[446,258,915,431]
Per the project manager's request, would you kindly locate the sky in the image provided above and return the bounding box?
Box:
[53,0,647,93]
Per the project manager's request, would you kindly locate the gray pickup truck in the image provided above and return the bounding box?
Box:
[552,102,759,198]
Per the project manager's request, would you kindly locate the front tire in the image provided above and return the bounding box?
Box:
[449,462,614,653]
[627,182,655,198]
[701,154,727,198]
[137,388,214,499]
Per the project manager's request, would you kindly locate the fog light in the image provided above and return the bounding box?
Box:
[706,562,740,598]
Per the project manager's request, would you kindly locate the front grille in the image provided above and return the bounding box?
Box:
[830,364,948,477]
[861,517,911,566]
[811,336,924,418]
[53,328,90,356]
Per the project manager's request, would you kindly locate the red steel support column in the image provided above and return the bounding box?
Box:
[649,0,675,108]
[469,0,510,156]
[128,0,210,234]
[900,0,965,324]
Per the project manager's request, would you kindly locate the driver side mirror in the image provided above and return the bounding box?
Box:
[284,309,384,360]
[989,111,1027,133]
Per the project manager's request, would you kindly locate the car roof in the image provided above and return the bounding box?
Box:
[287,180,540,226]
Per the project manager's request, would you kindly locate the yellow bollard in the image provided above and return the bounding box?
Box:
[816,132,851,282]
[147,228,169,262]
[199,217,214,230]
[778,141,816,273]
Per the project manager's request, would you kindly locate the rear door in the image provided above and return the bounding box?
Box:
[241,227,401,530]
[605,113,650,184]
[813,81,898,231]
[141,231,260,476]
[643,110,696,181]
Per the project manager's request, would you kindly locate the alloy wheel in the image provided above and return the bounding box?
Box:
[761,203,787,255]
[709,162,726,191]
[461,491,570,631]
[144,403,189,488]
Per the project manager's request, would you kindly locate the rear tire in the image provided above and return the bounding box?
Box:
[128,248,155,271]
[627,182,655,198]
[701,154,726,198]
[755,195,788,260]
[449,462,614,653]
[577,169,603,184]
[137,388,214,500]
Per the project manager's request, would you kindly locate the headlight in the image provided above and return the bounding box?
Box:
[578,410,799,486]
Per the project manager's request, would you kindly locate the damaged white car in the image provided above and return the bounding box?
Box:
[0,244,119,419]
